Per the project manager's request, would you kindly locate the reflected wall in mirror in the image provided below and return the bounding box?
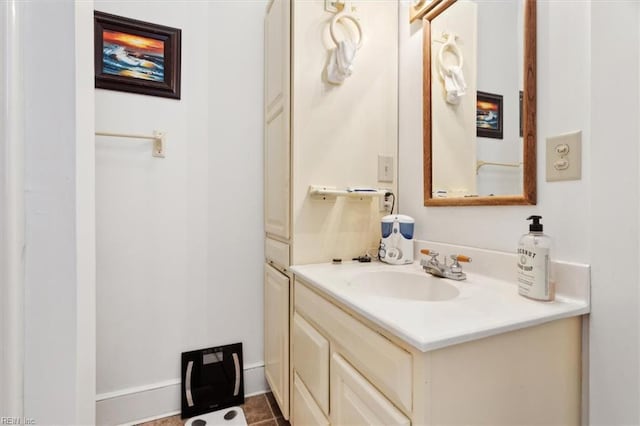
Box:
[423,0,536,206]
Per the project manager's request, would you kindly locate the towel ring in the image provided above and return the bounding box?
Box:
[330,12,363,49]
[438,35,463,80]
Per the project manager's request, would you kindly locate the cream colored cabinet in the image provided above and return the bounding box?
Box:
[293,373,330,426]
[293,277,583,426]
[264,0,400,419]
[264,0,291,418]
[264,0,290,241]
[294,280,412,414]
[291,313,331,426]
[264,263,290,418]
[292,313,329,414]
[330,354,410,426]
[293,282,410,426]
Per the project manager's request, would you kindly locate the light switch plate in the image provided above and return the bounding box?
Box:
[546,131,582,182]
[378,155,394,183]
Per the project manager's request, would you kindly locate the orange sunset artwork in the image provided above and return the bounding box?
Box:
[477,100,498,112]
[102,30,165,82]
[476,98,500,130]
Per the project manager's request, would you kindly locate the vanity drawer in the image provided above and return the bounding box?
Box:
[265,237,289,269]
[294,279,412,414]
[293,313,329,415]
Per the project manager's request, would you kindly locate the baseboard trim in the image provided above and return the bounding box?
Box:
[97,362,268,425]
[96,379,181,402]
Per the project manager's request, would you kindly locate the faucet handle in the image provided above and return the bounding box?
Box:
[451,254,472,263]
[420,248,439,257]
[449,254,472,274]
[420,249,440,267]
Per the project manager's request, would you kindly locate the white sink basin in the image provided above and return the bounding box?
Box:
[348,270,460,301]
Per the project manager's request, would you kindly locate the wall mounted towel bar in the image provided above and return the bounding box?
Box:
[95,130,165,158]
[476,160,522,174]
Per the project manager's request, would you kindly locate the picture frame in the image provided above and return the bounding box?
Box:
[476,91,503,139]
[94,11,181,99]
[519,90,524,137]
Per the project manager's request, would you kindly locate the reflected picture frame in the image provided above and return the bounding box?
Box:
[94,11,181,99]
[519,90,524,137]
[476,91,503,139]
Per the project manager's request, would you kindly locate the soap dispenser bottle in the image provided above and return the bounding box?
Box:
[517,215,554,301]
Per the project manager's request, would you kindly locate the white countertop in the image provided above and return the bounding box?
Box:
[290,260,590,352]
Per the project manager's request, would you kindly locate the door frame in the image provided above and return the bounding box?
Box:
[0,0,25,416]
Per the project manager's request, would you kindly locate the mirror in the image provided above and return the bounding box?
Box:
[423,0,536,206]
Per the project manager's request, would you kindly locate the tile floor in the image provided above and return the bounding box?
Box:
[137,392,289,426]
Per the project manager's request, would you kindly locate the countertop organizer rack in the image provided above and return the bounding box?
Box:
[95,130,166,158]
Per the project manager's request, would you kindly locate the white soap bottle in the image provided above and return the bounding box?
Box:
[517,215,554,301]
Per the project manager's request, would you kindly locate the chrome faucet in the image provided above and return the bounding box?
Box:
[419,249,472,281]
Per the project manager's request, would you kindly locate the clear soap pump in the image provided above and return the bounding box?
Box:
[517,215,554,301]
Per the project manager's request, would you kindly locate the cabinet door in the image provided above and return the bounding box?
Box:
[264,263,290,418]
[331,354,410,426]
[293,313,329,415]
[293,373,330,426]
[264,0,290,240]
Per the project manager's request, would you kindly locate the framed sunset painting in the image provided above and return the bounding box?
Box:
[94,11,181,99]
[476,91,503,139]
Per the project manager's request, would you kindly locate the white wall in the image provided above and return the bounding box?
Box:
[291,0,398,264]
[95,2,267,423]
[399,0,639,423]
[22,0,95,424]
[23,4,78,417]
[400,0,590,262]
[589,2,639,424]
[75,1,98,423]
[206,1,266,381]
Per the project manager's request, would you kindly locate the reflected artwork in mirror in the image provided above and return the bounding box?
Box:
[422,0,536,206]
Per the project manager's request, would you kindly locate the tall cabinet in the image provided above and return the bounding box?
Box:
[264,0,291,419]
[264,0,398,420]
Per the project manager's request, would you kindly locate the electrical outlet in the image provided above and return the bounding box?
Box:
[546,131,582,182]
[378,155,394,183]
[378,188,391,212]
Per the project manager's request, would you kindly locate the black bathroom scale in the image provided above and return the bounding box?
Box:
[181,343,244,419]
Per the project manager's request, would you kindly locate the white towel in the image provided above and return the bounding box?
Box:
[327,40,357,85]
[443,65,467,105]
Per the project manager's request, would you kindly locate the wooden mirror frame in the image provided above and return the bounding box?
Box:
[423,0,536,206]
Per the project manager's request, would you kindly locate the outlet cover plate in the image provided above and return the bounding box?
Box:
[378,155,394,183]
[546,130,582,182]
[378,187,391,212]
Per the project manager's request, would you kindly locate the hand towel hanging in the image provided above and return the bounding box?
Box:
[326,11,363,85]
[437,32,466,104]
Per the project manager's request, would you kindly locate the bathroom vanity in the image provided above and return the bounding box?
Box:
[290,255,589,426]
[262,0,562,422]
